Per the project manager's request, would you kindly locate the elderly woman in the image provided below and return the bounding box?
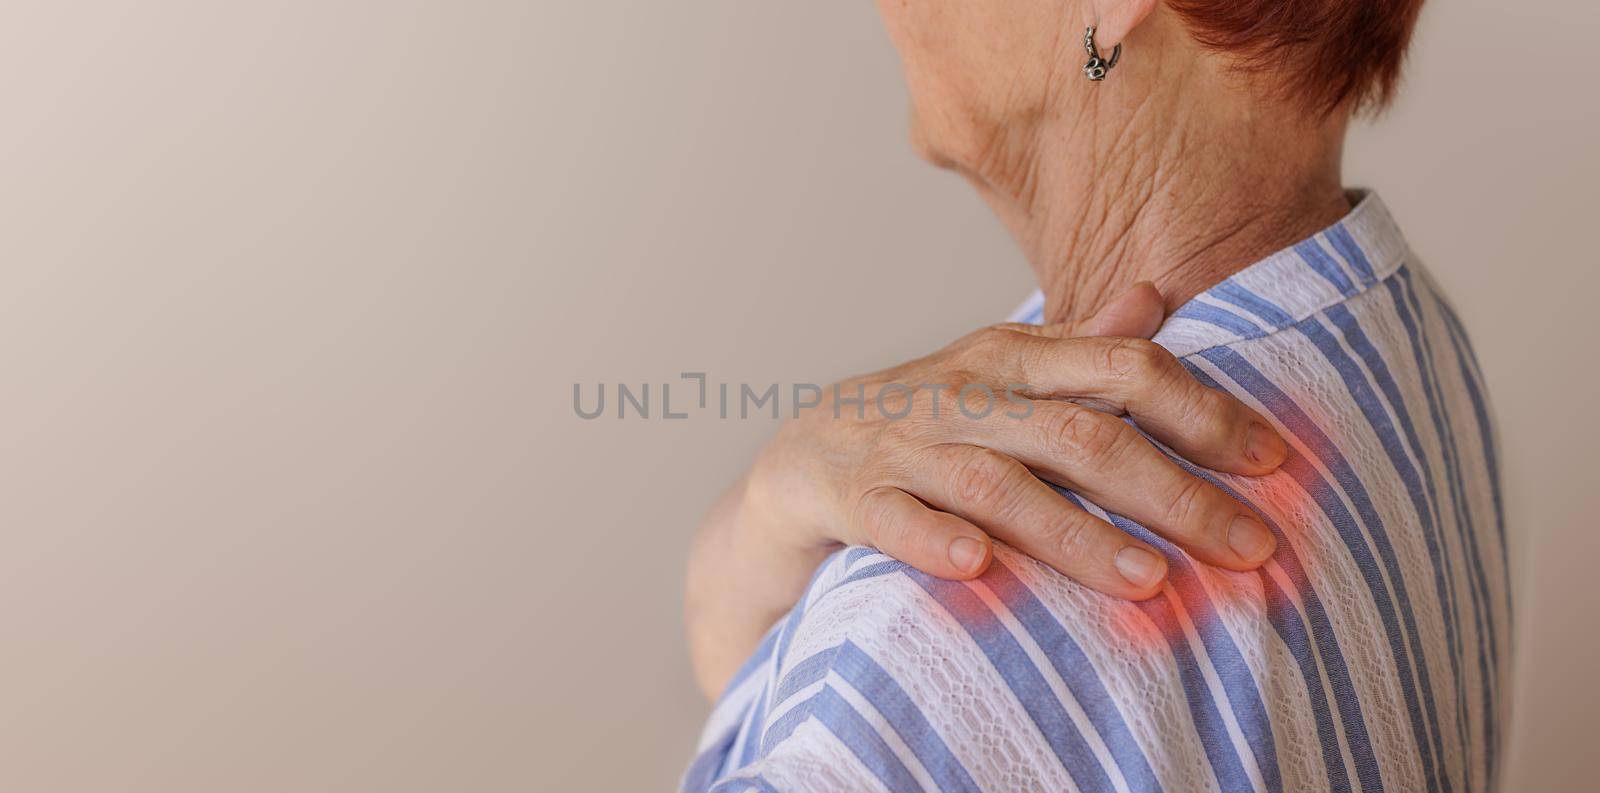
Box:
[683,0,1507,789]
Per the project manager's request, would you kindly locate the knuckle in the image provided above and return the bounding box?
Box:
[1100,337,1174,383]
[1046,512,1095,561]
[1164,476,1212,530]
[1184,387,1238,444]
[876,409,927,445]
[961,325,1025,364]
[962,324,1007,350]
[872,407,945,456]
[948,448,1020,508]
[1171,379,1221,422]
[1042,405,1127,463]
[854,487,903,546]
[921,381,969,419]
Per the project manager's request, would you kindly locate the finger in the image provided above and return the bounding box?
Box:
[956,400,1277,571]
[996,281,1165,340]
[967,332,1288,475]
[895,445,1169,599]
[1074,281,1166,338]
[852,486,993,580]
[1075,337,1289,473]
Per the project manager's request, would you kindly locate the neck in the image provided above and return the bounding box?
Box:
[966,44,1352,324]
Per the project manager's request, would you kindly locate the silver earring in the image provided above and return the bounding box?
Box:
[1083,26,1121,81]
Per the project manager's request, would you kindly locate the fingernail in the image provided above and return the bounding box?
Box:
[1245,422,1288,468]
[949,536,987,575]
[1228,516,1276,563]
[1114,546,1166,589]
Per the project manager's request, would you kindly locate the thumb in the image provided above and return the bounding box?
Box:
[1077,281,1166,338]
[1011,282,1165,340]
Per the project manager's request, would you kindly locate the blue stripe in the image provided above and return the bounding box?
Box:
[978,561,1163,791]
[1052,490,1260,792]
[836,559,910,588]
[1173,300,1265,338]
[772,647,839,708]
[1326,224,1379,285]
[705,629,784,781]
[812,686,925,792]
[685,723,746,793]
[733,687,770,767]
[833,641,982,793]
[1091,503,1283,793]
[907,569,1119,793]
[1424,277,1510,782]
[1213,281,1296,327]
[1427,280,1510,613]
[766,685,923,792]
[1262,585,1356,793]
[1152,406,1382,793]
[1218,293,1453,792]
[1197,345,1447,793]
[759,690,816,753]
[1419,273,1509,614]
[1318,302,1463,642]
[844,546,880,565]
[707,774,780,793]
[1321,301,1472,792]
[1295,238,1359,297]
[736,560,838,769]
[1388,268,1498,785]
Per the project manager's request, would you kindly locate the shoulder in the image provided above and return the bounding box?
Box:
[692,546,1193,792]
[688,548,981,792]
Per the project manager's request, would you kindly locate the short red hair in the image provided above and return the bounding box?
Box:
[1167,0,1426,114]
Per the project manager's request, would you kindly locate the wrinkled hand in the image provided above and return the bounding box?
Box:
[742,283,1287,599]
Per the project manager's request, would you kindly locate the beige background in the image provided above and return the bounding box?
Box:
[0,0,1594,790]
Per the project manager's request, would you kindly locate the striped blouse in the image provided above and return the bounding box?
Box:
[683,192,1510,792]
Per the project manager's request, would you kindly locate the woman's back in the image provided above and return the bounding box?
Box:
[685,193,1510,792]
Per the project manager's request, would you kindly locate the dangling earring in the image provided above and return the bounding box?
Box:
[1083,26,1121,81]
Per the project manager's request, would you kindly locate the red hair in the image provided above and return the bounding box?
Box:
[1167,0,1426,114]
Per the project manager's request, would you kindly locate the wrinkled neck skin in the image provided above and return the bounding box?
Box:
[960,23,1353,324]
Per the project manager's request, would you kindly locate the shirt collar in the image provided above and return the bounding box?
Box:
[1008,190,1411,359]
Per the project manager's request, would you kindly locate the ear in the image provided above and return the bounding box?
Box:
[1087,0,1158,51]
